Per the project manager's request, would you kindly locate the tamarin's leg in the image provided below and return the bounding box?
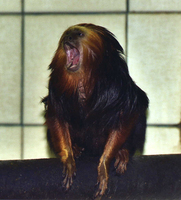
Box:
[114,148,129,174]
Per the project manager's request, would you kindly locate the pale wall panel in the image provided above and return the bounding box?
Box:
[25,0,126,12]
[144,127,181,155]
[0,16,21,123]
[128,14,181,124]
[23,126,50,159]
[0,0,21,12]
[130,0,181,11]
[0,127,21,160]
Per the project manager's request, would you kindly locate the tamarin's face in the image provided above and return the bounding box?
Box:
[57,24,104,73]
[61,26,85,72]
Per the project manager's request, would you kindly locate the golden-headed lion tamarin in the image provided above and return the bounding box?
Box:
[43,23,148,198]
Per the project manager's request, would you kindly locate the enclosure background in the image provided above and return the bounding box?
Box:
[0,0,181,160]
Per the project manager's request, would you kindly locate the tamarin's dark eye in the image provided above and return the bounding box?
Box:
[78,32,84,37]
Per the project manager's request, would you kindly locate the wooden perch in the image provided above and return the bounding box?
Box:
[0,155,181,199]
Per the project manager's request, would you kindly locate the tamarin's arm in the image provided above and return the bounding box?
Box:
[95,116,137,198]
[47,117,76,190]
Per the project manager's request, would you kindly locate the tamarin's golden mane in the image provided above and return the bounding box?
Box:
[49,24,105,98]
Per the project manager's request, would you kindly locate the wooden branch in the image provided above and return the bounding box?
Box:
[0,155,181,199]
